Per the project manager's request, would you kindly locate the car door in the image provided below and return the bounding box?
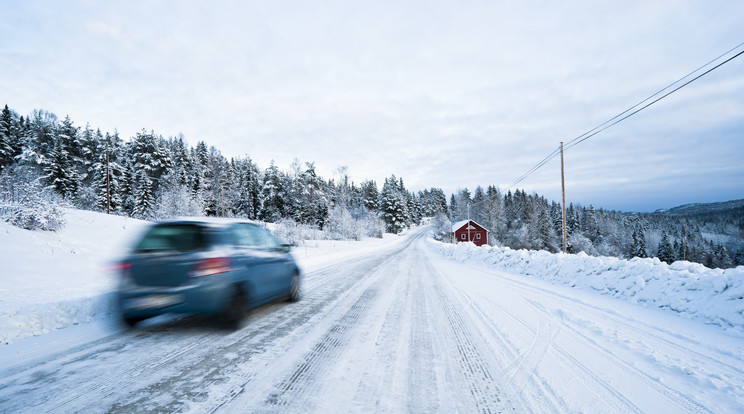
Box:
[249,225,295,299]
[229,223,279,306]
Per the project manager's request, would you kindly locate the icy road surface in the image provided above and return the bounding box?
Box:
[1,227,742,413]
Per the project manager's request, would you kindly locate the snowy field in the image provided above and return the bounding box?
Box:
[1,209,743,413]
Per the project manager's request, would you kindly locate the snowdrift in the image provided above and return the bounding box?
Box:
[0,209,149,344]
[434,240,744,332]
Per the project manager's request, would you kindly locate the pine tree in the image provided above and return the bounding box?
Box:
[129,129,171,190]
[567,203,581,236]
[0,105,16,169]
[714,243,733,269]
[471,186,487,225]
[233,157,260,219]
[360,180,379,212]
[455,188,471,222]
[733,247,744,267]
[132,169,154,219]
[656,232,674,264]
[449,194,457,220]
[119,159,136,215]
[583,205,600,242]
[297,162,328,227]
[258,161,286,222]
[91,132,124,212]
[44,134,79,199]
[380,175,408,234]
[630,228,648,258]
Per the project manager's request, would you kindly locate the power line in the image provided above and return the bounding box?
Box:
[508,145,561,188]
[564,41,744,150]
[508,42,744,189]
[565,47,744,151]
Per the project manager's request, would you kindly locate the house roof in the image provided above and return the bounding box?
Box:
[451,219,489,233]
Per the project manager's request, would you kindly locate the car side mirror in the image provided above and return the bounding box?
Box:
[278,244,293,253]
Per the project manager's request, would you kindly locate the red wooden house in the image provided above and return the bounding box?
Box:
[452,220,489,246]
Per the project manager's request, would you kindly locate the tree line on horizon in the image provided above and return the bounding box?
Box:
[1,104,741,268]
[443,187,743,269]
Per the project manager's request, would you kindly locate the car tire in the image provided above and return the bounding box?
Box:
[122,315,145,328]
[222,288,246,330]
[288,272,301,302]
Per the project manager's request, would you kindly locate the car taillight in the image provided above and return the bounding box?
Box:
[111,262,132,278]
[190,257,232,278]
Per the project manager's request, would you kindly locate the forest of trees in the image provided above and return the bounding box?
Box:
[1,104,742,268]
[0,105,447,240]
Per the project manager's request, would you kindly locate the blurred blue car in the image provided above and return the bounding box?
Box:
[115,218,301,329]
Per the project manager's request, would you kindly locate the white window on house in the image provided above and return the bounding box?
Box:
[476,234,481,239]
[461,234,466,240]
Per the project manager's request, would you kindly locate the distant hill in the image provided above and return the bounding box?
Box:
[654,199,744,218]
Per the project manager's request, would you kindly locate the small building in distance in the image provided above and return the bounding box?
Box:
[452,219,489,246]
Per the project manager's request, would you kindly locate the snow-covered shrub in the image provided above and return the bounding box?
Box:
[431,213,452,242]
[360,211,385,238]
[568,232,598,255]
[153,180,204,219]
[74,185,98,211]
[0,167,67,231]
[326,205,363,241]
[273,218,326,246]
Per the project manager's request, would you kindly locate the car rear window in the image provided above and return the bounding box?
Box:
[133,223,210,252]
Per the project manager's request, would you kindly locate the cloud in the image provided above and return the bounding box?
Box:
[1,0,743,212]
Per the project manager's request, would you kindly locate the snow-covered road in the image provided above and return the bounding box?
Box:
[1,226,742,413]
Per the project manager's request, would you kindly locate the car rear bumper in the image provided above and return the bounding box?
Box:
[118,278,232,317]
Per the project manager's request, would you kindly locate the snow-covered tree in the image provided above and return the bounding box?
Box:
[360,180,379,212]
[258,161,287,222]
[132,170,154,219]
[153,173,203,219]
[44,132,79,199]
[380,175,409,234]
[656,232,674,264]
[0,105,17,169]
[630,227,648,258]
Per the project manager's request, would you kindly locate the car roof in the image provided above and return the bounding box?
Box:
[154,217,262,228]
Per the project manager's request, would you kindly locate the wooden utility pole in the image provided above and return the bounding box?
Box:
[467,203,472,242]
[106,146,110,215]
[561,142,567,253]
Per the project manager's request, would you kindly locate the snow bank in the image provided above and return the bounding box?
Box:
[0,209,149,344]
[433,240,744,332]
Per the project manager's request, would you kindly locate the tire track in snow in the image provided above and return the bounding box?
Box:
[262,286,379,410]
[427,259,568,413]
[526,298,714,414]
[0,327,223,413]
[347,253,412,411]
[461,295,568,413]
[471,291,643,414]
[406,252,442,413]
[422,256,514,413]
[493,266,744,381]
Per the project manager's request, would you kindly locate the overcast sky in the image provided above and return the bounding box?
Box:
[2,0,743,212]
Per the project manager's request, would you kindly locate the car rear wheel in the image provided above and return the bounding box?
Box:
[122,315,146,328]
[222,288,246,330]
[288,272,301,302]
